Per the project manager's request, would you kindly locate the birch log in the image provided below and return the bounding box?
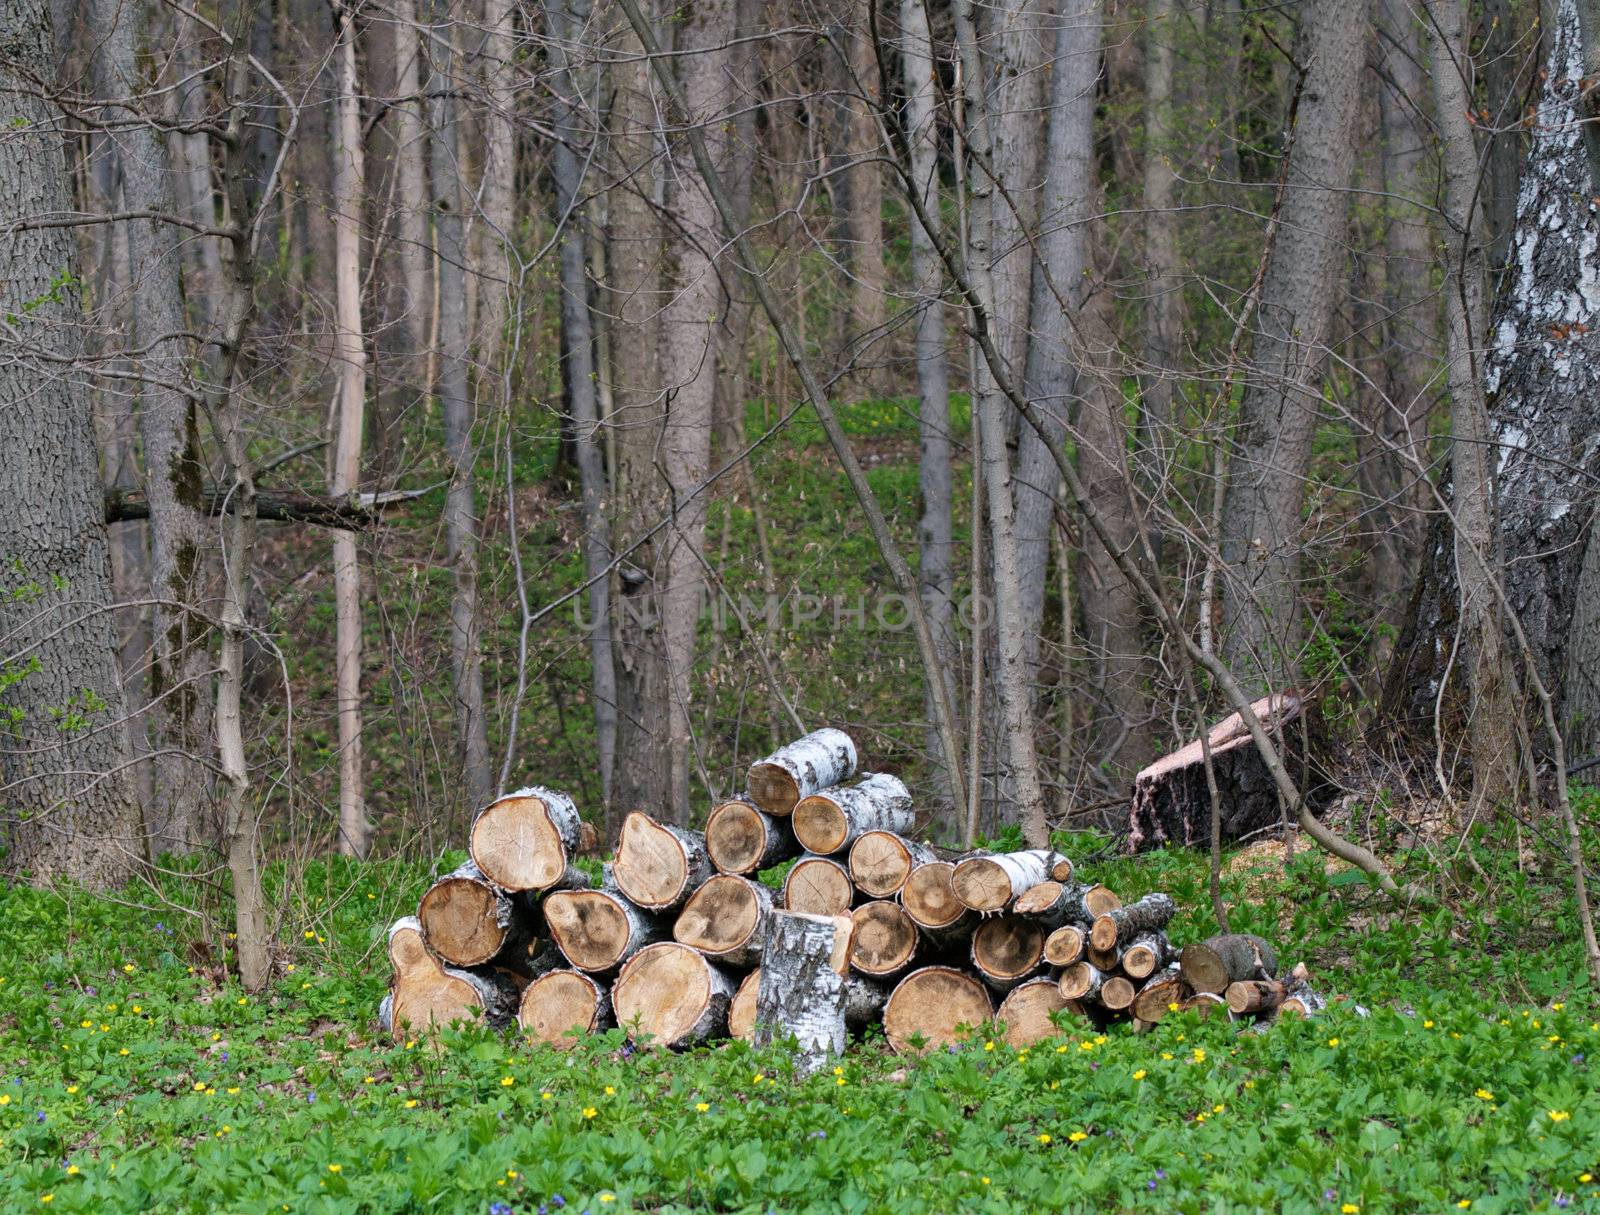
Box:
[384,916,518,1038]
[848,900,921,978]
[417,858,532,966]
[1089,893,1176,951]
[792,772,913,854]
[705,798,800,874]
[1122,931,1171,980]
[849,831,935,897]
[1100,975,1138,1011]
[843,973,890,1028]
[613,811,713,911]
[746,728,858,814]
[1013,880,1092,930]
[783,853,856,915]
[1058,961,1110,1002]
[470,786,583,891]
[1179,933,1278,994]
[900,860,977,944]
[883,965,993,1054]
[518,969,613,1047]
[1043,924,1087,966]
[753,910,855,1074]
[970,916,1045,991]
[543,885,664,973]
[612,942,738,1048]
[1087,942,1121,972]
[952,850,1071,912]
[999,977,1077,1047]
[1130,966,1186,1022]
[673,874,774,968]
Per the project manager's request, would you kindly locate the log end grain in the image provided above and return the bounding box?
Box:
[471,790,571,891]
[783,855,854,916]
[1101,975,1138,1011]
[543,889,632,972]
[849,831,916,898]
[613,811,693,909]
[612,942,731,1048]
[972,916,1045,984]
[728,969,761,1041]
[1082,885,1122,918]
[746,762,802,815]
[902,861,965,929]
[1014,881,1063,917]
[998,978,1072,1048]
[950,857,1013,913]
[417,875,506,967]
[518,970,609,1048]
[883,966,994,1055]
[674,874,765,958]
[792,793,849,855]
[1043,924,1087,967]
[849,900,920,977]
[706,800,769,874]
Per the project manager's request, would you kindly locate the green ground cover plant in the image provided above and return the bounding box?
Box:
[1,831,1595,1214]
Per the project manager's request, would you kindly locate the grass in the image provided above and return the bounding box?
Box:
[1,827,1597,1214]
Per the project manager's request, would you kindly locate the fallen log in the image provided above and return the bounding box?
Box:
[1280,963,1327,1016]
[848,900,921,978]
[543,885,663,974]
[970,916,1045,992]
[470,786,585,892]
[747,728,858,815]
[1013,881,1092,931]
[613,811,713,912]
[1121,931,1171,980]
[517,969,613,1048]
[883,965,994,1054]
[1043,924,1087,967]
[1083,885,1122,917]
[783,853,856,916]
[1089,892,1176,952]
[849,830,935,898]
[611,942,738,1049]
[673,874,774,968]
[1179,933,1278,994]
[382,916,518,1039]
[1181,991,1229,1020]
[103,485,424,531]
[900,861,977,943]
[1100,975,1139,1012]
[416,859,534,968]
[952,850,1070,913]
[1225,979,1287,1015]
[1129,967,1186,1023]
[792,772,914,855]
[753,911,855,1074]
[1087,942,1121,972]
[705,799,799,875]
[998,977,1077,1047]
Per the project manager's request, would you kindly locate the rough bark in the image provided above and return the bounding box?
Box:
[518,968,614,1047]
[613,811,713,911]
[1139,0,1183,465]
[470,786,584,891]
[883,965,994,1054]
[473,0,516,383]
[1218,0,1369,689]
[747,728,859,815]
[1122,930,1171,979]
[673,873,774,968]
[792,772,914,855]
[0,0,143,887]
[848,830,935,898]
[782,853,857,916]
[754,911,853,1074]
[1179,932,1278,993]
[707,799,801,875]
[612,941,738,1047]
[1013,880,1093,931]
[1089,892,1176,951]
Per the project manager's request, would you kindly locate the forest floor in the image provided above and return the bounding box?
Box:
[2,823,1597,1214]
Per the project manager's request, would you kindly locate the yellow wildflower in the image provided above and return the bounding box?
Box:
[605,1086,615,1096]
[1037,1133,1052,1145]
[65,1166,79,1176]
[327,1164,342,1174]
[1549,1110,1571,1122]
[501,1077,514,1087]
[405,1100,419,1109]
[1327,1038,1340,1048]
[1192,1048,1206,1063]
[1068,1130,1088,1143]
[1133,1069,1147,1081]
[1423,1020,1434,1029]
[1457,1201,1471,1209]
[695,1102,709,1112]
[583,1106,598,1119]
[984,1040,995,1052]
[1341,1206,1359,1214]
[1474,1088,1494,1101]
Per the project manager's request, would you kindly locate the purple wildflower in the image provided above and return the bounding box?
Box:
[36,1111,46,1123]
[1556,1197,1571,1209]
[1147,1179,1158,1191]
[1156,1170,1167,1180]
[490,1205,512,1215]
[306,1090,316,1104]
[811,1130,826,1139]
[1324,1190,1337,1203]
[553,1195,566,1208]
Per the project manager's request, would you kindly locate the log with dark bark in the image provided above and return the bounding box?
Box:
[1280,962,1327,1016]
[1089,893,1176,952]
[518,969,613,1047]
[1179,933,1278,994]
[783,853,856,916]
[848,900,920,978]
[746,728,858,815]
[383,916,519,1038]
[471,786,585,892]
[611,942,738,1048]
[1127,692,1332,852]
[971,916,1045,991]
[753,911,855,1073]
[849,830,935,897]
[613,811,713,911]
[705,798,799,874]
[1100,975,1138,1011]
[1122,931,1171,980]
[843,973,890,1028]
[883,965,994,1054]
[952,850,1071,912]
[103,485,426,530]
[673,873,774,968]
[417,858,535,967]
[1181,992,1229,1019]
[1013,881,1092,930]
[1057,961,1109,1002]
[543,885,663,973]
[1130,968,1186,1022]
[1043,924,1087,967]
[792,772,914,854]
[998,977,1078,1046]
[1225,978,1287,1015]
[900,861,977,942]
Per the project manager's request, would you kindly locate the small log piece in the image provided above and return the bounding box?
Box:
[1013,881,1092,931]
[1057,961,1110,1002]
[754,911,855,1074]
[518,969,613,1048]
[1130,968,1187,1023]
[998,977,1075,1047]
[1280,963,1327,1017]
[900,861,978,943]
[705,799,799,875]
[848,900,921,978]
[543,886,664,974]
[1087,942,1121,972]
[792,772,914,855]
[470,786,584,892]
[1179,933,1278,995]
[849,830,936,898]
[783,853,856,916]
[747,728,858,815]
[613,811,713,912]
[728,969,762,1041]
[612,942,738,1048]
[417,858,534,968]
[1043,924,1087,967]
[1089,892,1177,952]
[883,965,994,1055]
[1100,975,1138,1011]
[842,974,890,1029]
[971,916,1045,992]
[384,916,518,1038]
[1083,885,1122,918]
[1226,979,1288,1015]
[952,850,1071,913]
[673,874,775,968]
[1121,932,1171,980]
[1181,991,1229,1020]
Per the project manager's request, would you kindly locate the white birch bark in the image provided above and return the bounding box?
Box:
[754,911,852,1074]
[747,728,859,814]
[793,772,914,855]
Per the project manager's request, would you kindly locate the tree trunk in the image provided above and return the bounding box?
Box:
[828,5,887,394]
[1089,892,1176,951]
[473,0,516,383]
[793,772,913,855]
[1218,0,1368,690]
[1139,0,1184,466]
[754,911,853,1074]
[0,0,143,887]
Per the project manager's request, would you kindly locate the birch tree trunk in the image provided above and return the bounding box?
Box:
[330,0,369,854]
[1217,0,1368,691]
[0,0,144,887]
[1139,0,1184,465]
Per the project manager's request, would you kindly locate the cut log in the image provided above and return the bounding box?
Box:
[998,977,1073,1047]
[1089,892,1176,952]
[416,859,532,967]
[842,974,890,1029]
[783,853,856,916]
[1225,979,1287,1015]
[1087,943,1121,972]
[952,850,1070,913]
[848,900,921,978]
[1083,885,1122,918]
[1181,991,1229,1020]
[753,910,855,1074]
[611,942,738,1048]
[849,830,936,898]
[1049,855,1075,882]
[673,873,774,968]
[970,916,1045,991]
[1179,933,1278,994]
[1057,961,1109,1002]
[1043,924,1088,967]
[901,861,977,942]
[728,968,761,1041]
[1127,691,1331,852]
[705,799,799,875]
[517,969,613,1048]
[746,728,858,815]
[1014,881,1092,931]
[470,786,584,892]
[543,886,663,973]
[1280,963,1327,1017]
[792,772,914,855]
[384,916,518,1038]
[1100,975,1138,1011]
[1129,969,1187,1023]
[613,811,713,912]
[1121,931,1171,980]
[883,965,994,1054]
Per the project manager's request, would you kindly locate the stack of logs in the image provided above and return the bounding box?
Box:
[379,728,1327,1064]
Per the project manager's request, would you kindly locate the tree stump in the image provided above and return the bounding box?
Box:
[883,966,993,1054]
[612,942,738,1048]
[613,811,713,912]
[849,831,935,898]
[783,853,855,916]
[470,786,585,892]
[746,728,858,815]
[753,910,855,1075]
[792,772,913,855]
[705,799,799,874]
[673,874,774,968]
[518,969,613,1048]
